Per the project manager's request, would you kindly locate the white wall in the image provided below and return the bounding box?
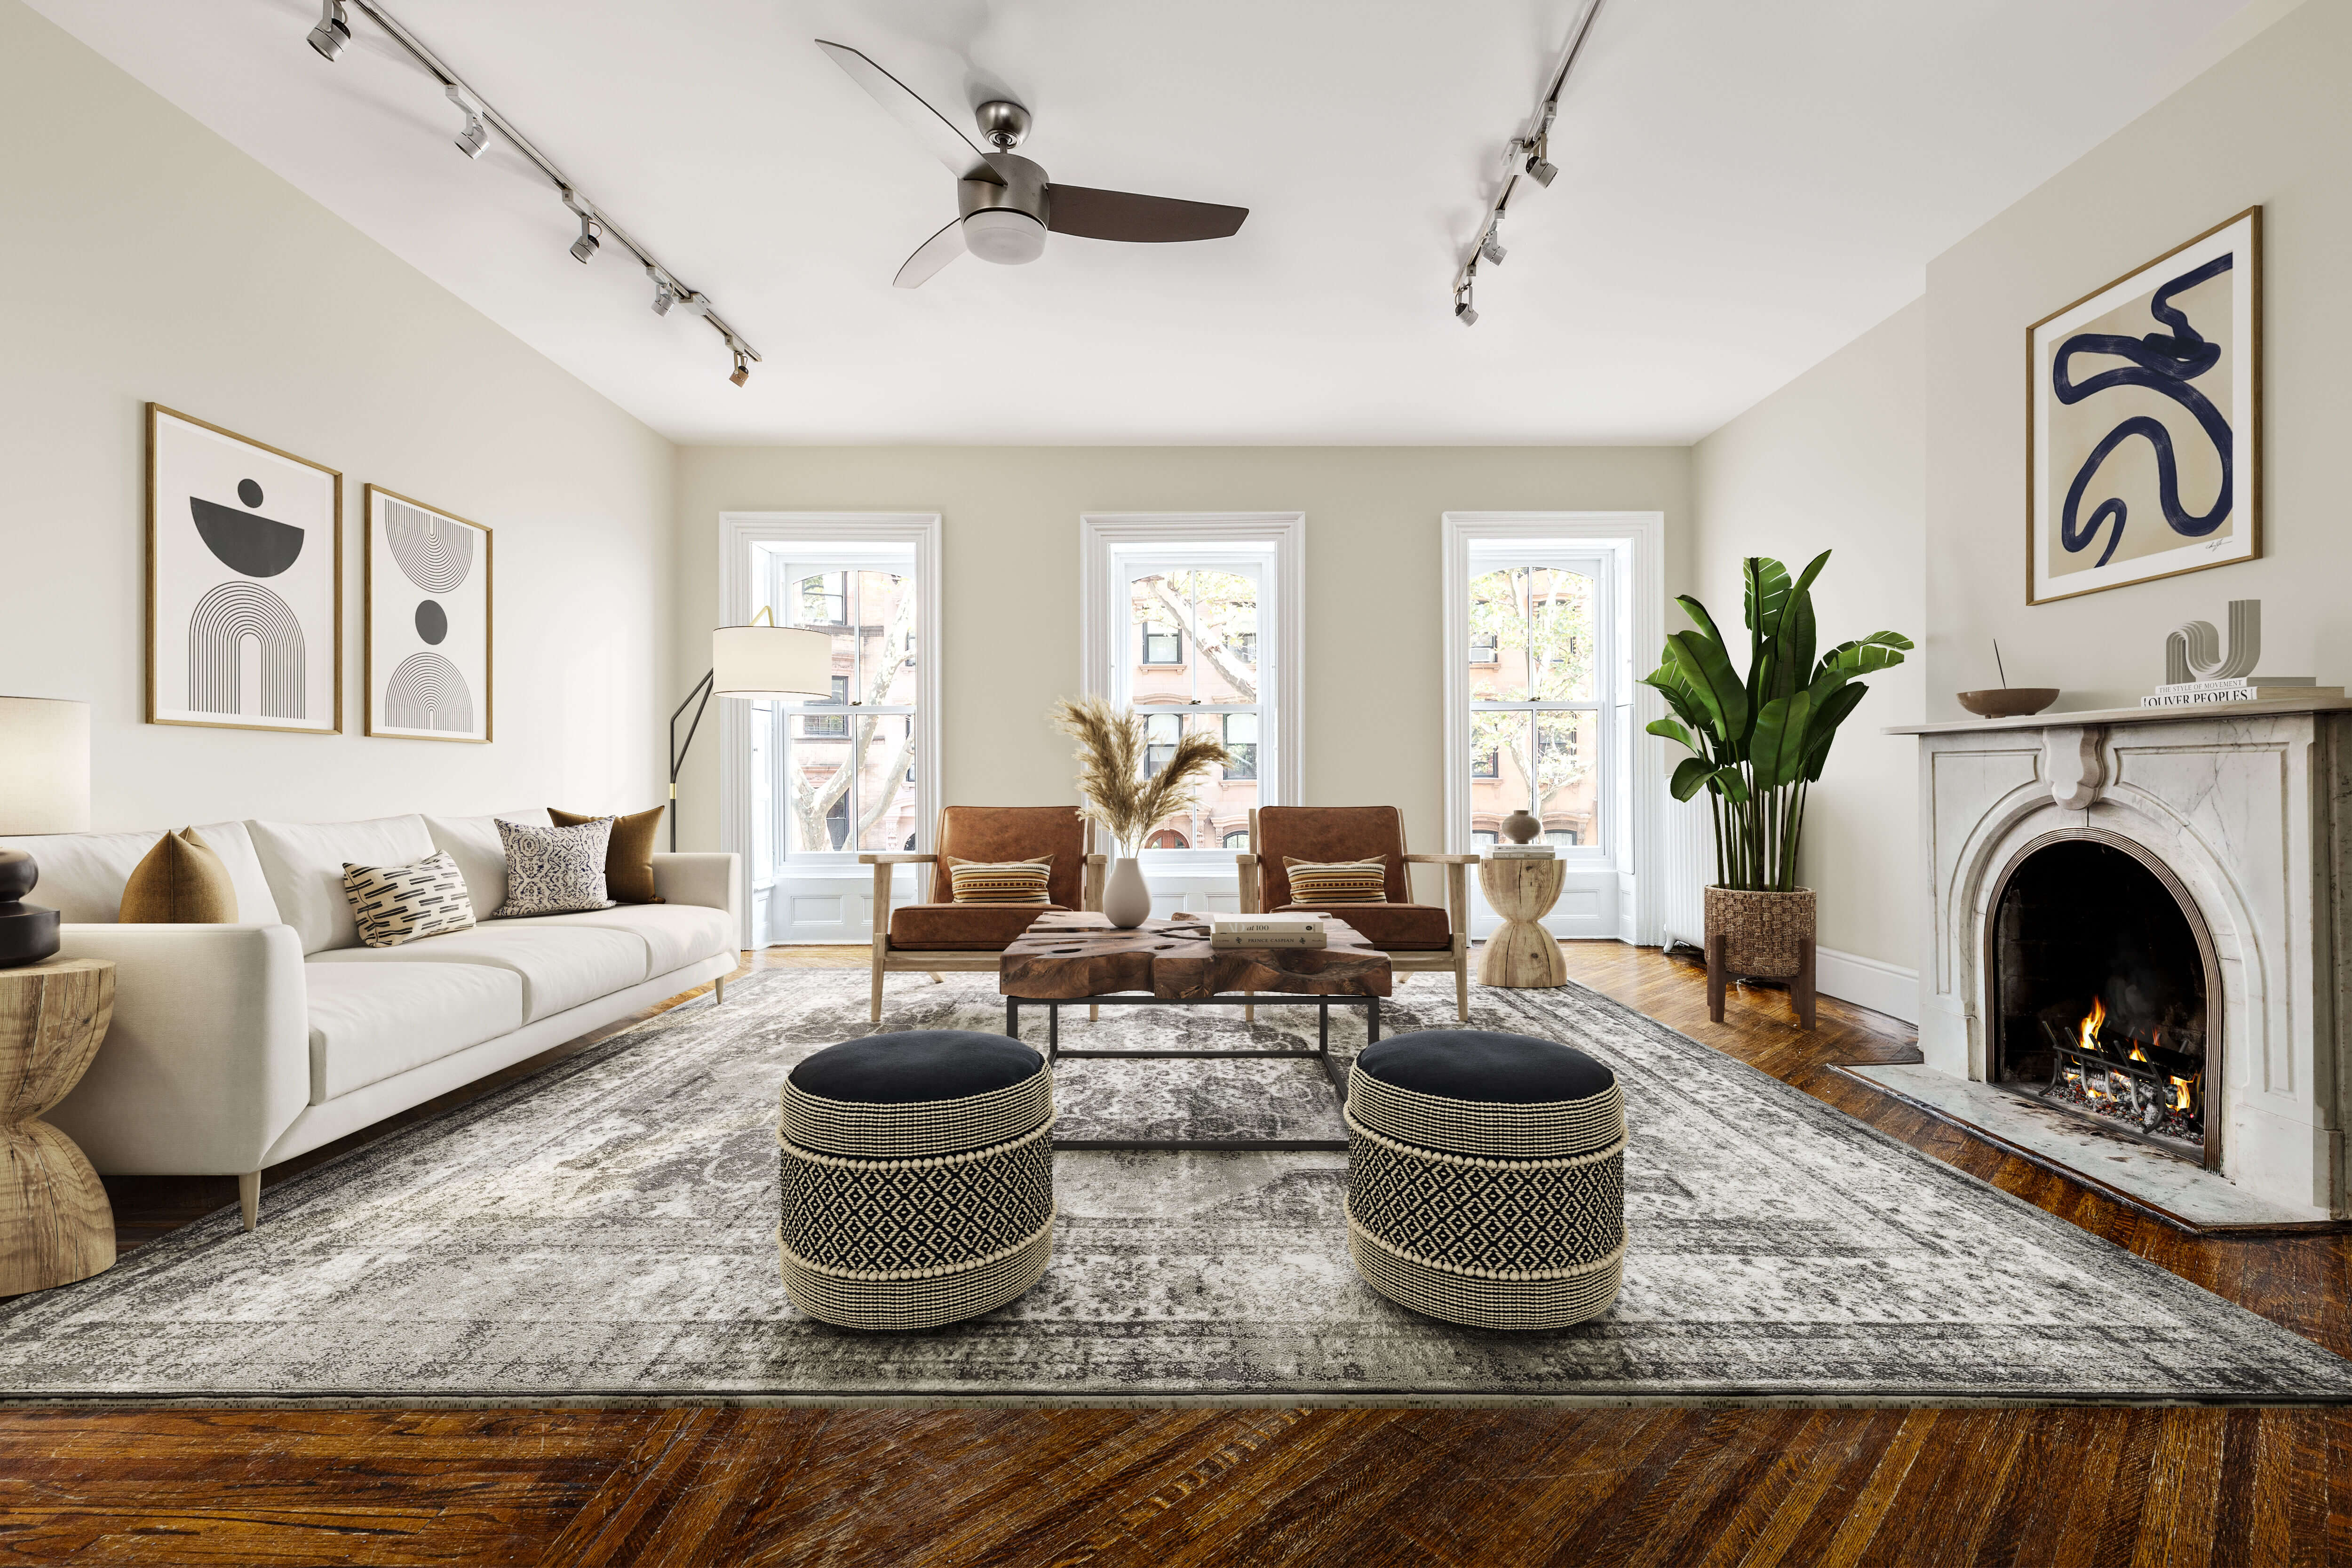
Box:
[1689,302,1928,1007]
[1923,0,2352,717]
[670,445,1691,907]
[0,0,676,831]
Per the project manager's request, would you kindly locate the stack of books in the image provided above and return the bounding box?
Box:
[1209,914,1327,950]
[2140,676,2341,709]
[1488,843,1557,859]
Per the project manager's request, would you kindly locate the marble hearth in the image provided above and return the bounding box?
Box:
[1879,698,2352,1224]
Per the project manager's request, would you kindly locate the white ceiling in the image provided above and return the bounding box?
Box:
[33,0,2262,445]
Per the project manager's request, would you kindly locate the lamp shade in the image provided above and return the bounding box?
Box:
[0,696,90,834]
[712,624,833,699]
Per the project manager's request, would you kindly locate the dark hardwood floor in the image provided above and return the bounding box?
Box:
[4,945,2348,1566]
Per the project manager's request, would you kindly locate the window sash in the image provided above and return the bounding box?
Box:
[769,556,922,864]
[1461,552,1614,863]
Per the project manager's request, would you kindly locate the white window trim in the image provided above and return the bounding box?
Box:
[1080,513,1303,873]
[719,512,943,946]
[1442,512,1665,945]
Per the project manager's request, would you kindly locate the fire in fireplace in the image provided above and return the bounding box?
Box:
[1987,834,2217,1166]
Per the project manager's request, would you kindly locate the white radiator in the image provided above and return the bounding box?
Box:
[1657,790,1712,953]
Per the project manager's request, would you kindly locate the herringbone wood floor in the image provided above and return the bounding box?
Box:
[4,944,2348,1566]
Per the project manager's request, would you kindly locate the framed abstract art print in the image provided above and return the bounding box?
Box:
[2027,207,2260,605]
[146,404,342,733]
[363,485,493,743]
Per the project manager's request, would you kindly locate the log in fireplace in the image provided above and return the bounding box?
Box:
[1986,830,2220,1167]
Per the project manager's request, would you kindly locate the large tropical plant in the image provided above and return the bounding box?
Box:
[1642,552,1911,892]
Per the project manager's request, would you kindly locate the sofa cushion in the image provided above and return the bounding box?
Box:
[494,903,735,981]
[550,805,664,904]
[423,808,553,919]
[119,828,238,923]
[303,960,524,1102]
[890,902,1068,952]
[931,807,1088,909]
[307,923,645,1022]
[1277,901,1452,951]
[0,821,281,926]
[1254,807,1410,908]
[493,818,616,917]
[249,815,436,953]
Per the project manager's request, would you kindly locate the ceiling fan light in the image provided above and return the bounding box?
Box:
[962,208,1047,266]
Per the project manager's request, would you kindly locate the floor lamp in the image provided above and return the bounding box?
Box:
[668,609,834,852]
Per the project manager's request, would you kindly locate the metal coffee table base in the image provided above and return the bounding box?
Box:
[1004,993,1380,1153]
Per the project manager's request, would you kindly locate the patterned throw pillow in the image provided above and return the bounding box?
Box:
[343,851,476,948]
[1283,857,1388,904]
[946,855,1054,905]
[493,817,617,918]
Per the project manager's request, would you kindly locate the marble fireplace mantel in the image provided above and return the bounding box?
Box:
[1880,701,2352,1222]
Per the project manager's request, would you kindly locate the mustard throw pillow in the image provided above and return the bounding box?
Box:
[119,827,239,923]
[551,805,665,904]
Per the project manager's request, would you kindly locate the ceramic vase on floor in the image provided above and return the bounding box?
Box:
[1103,854,1152,928]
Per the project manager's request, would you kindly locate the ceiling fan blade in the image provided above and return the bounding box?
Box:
[815,40,998,182]
[1044,186,1248,243]
[893,218,968,289]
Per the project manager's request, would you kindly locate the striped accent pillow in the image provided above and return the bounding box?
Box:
[946,855,1054,905]
[342,851,477,948]
[1283,857,1388,904]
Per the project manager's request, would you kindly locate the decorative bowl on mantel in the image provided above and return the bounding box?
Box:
[1956,687,2060,719]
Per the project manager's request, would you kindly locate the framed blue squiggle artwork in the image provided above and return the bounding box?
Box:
[2027,207,2260,605]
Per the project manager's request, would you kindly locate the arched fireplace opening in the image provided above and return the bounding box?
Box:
[1987,833,2219,1168]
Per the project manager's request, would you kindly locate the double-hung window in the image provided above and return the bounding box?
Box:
[1082,514,1302,916]
[1466,553,1613,859]
[755,545,922,859]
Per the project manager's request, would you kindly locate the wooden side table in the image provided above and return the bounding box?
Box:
[1478,857,1569,988]
[1,957,117,1294]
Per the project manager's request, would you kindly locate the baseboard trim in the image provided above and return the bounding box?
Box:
[1815,946,1919,1025]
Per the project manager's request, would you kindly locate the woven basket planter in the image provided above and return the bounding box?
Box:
[1704,886,1815,979]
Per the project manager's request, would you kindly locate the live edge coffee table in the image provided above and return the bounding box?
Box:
[1000,911,1391,1151]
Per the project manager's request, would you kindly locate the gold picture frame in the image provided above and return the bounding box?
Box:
[363,485,494,744]
[145,403,343,733]
[2026,207,2261,605]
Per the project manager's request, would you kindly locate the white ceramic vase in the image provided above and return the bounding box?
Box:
[1103,855,1152,929]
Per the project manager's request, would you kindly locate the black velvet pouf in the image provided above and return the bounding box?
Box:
[1344,1028,1627,1330]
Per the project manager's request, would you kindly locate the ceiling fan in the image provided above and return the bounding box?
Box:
[816,40,1249,289]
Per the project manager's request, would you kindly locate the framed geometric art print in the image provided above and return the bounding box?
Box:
[2027,207,2260,605]
[363,486,493,743]
[146,404,342,733]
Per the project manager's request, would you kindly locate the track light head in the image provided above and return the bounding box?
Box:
[1524,150,1557,187]
[307,0,350,61]
[1481,229,1507,266]
[1454,282,1478,327]
[651,276,675,316]
[569,210,603,264]
[730,350,751,388]
[447,85,488,159]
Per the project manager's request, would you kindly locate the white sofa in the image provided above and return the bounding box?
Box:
[0,810,739,1228]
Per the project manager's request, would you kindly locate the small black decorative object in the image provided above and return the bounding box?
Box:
[0,848,61,969]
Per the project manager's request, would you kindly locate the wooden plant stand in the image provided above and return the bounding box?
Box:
[1706,933,1817,1031]
[1477,857,1569,988]
[1,957,118,1294]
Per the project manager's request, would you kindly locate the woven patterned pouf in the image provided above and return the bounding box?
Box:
[777,1029,1055,1331]
[1344,1029,1626,1330]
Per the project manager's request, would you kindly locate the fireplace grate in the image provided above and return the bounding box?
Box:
[2034,1017,2204,1158]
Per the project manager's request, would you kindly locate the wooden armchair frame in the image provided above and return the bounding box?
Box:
[1236,807,1476,1022]
[860,814,1106,1023]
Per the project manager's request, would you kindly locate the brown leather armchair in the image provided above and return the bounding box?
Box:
[1236,805,1475,1021]
[859,806,1105,1022]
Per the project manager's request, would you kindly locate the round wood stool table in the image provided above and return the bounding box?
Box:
[1,957,117,1294]
[1478,857,1569,988]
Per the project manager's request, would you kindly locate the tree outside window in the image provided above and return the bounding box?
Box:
[774,567,921,854]
[1124,565,1264,852]
[1466,564,1602,847]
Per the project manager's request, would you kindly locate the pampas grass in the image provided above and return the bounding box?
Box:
[1050,694,1230,852]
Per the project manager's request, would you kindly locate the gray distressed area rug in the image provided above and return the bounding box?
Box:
[4,970,2350,1406]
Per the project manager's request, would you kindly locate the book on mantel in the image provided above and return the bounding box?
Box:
[1209,914,1327,949]
[2141,679,2341,708]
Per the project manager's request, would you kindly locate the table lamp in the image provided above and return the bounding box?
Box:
[666,611,833,851]
[0,696,92,967]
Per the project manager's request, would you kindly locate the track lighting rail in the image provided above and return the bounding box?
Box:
[307,0,762,383]
[1450,0,1607,325]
